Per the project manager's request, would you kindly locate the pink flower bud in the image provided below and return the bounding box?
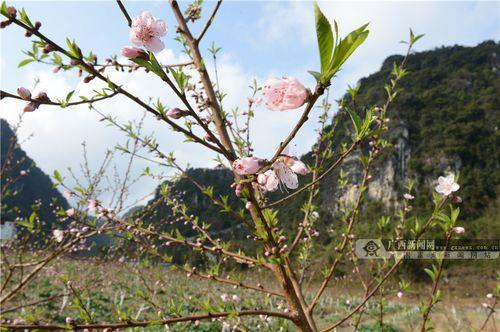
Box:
[121,46,148,59]
[166,108,187,119]
[482,302,489,309]
[7,6,17,17]
[245,201,253,210]
[17,87,31,100]
[289,159,308,175]
[257,173,268,185]
[23,102,37,113]
[259,170,279,192]
[262,77,308,111]
[397,291,404,298]
[19,170,27,176]
[52,66,61,73]
[66,208,75,217]
[452,226,465,234]
[232,157,264,175]
[486,293,494,299]
[34,91,50,102]
[233,183,243,197]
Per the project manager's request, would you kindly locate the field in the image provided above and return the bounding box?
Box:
[1,256,497,331]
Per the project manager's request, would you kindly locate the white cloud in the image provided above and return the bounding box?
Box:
[258,1,499,100]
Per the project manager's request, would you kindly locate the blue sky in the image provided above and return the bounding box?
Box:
[1,1,499,209]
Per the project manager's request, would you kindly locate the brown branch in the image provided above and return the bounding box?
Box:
[0,309,293,330]
[113,0,232,159]
[480,296,497,331]
[6,17,226,156]
[170,0,237,160]
[196,0,222,43]
[420,231,452,331]
[0,90,119,106]
[116,0,132,27]
[309,160,371,313]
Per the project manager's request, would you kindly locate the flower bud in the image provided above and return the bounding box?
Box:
[232,157,264,175]
[34,91,50,103]
[17,87,31,100]
[121,46,148,60]
[34,21,42,30]
[7,6,17,17]
[166,108,187,119]
[43,44,55,54]
[452,226,465,234]
[245,201,253,210]
[23,102,37,113]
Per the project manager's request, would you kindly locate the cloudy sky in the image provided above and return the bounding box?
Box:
[1,0,498,209]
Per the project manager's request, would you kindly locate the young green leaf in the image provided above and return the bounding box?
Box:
[314,2,333,74]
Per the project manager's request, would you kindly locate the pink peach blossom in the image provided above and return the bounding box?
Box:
[452,226,465,234]
[404,193,414,200]
[274,161,298,189]
[17,87,31,100]
[262,77,308,111]
[232,157,263,175]
[53,229,64,242]
[288,159,308,175]
[397,291,404,298]
[245,201,253,210]
[129,11,167,52]
[435,174,459,196]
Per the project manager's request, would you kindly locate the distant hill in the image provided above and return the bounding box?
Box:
[1,119,68,238]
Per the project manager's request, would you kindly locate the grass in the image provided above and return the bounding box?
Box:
[0,257,497,331]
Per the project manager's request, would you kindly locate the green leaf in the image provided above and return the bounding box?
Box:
[0,2,8,16]
[53,170,62,183]
[424,268,435,281]
[326,23,369,79]
[66,90,75,102]
[314,2,333,74]
[410,28,425,45]
[18,59,34,68]
[19,8,33,28]
[344,107,362,138]
[308,70,323,82]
